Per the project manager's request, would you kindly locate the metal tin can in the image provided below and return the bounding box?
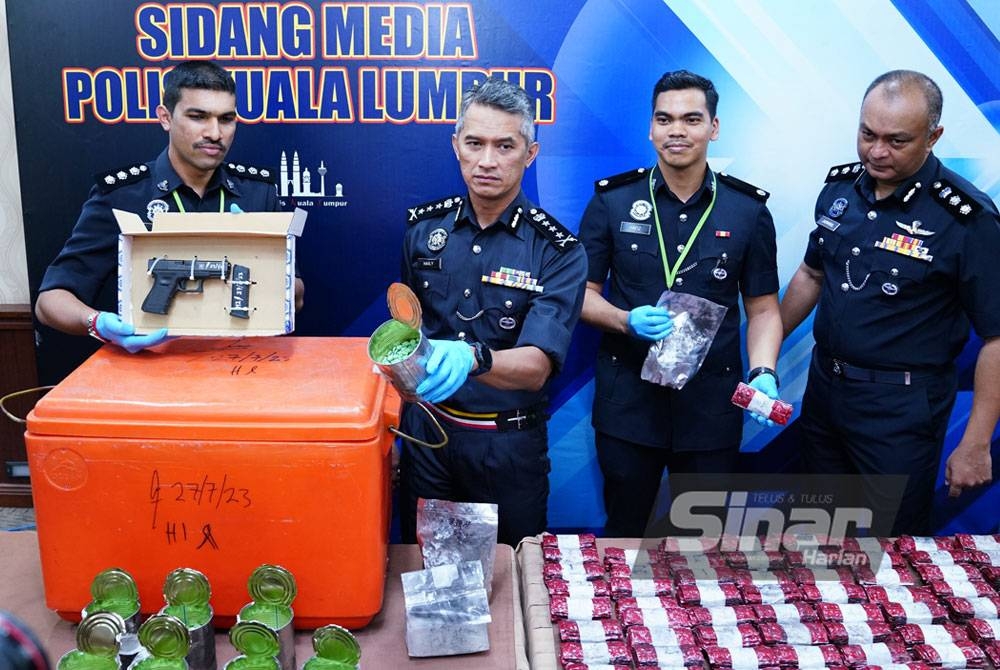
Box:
[367,283,429,400]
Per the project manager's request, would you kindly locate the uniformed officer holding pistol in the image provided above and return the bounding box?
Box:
[781,70,1000,535]
[398,78,587,547]
[36,60,304,353]
[578,70,784,537]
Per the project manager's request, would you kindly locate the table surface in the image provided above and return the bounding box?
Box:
[1,530,529,669]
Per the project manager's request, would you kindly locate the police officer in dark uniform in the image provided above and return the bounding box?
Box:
[781,70,1000,535]
[398,78,587,547]
[36,60,302,352]
[579,70,784,538]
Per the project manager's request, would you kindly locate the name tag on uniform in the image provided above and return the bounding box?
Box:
[620,222,652,235]
[816,215,841,232]
[414,257,442,270]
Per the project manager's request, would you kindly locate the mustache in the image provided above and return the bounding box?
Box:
[194,140,225,149]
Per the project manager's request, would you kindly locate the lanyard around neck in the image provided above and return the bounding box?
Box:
[172,189,225,213]
[648,168,717,289]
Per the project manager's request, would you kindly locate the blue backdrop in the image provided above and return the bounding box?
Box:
[9,0,999,533]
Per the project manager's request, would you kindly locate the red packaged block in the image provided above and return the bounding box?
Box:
[615,595,682,612]
[703,645,781,669]
[549,596,614,622]
[966,617,1000,643]
[954,534,1000,553]
[742,582,804,605]
[824,621,894,645]
[543,560,606,582]
[660,537,725,554]
[980,566,1000,589]
[801,582,868,603]
[558,619,625,643]
[626,623,697,648]
[758,621,829,645]
[941,595,1000,622]
[546,577,611,598]
[608,576,672,599]
[914,564,984,583]
[896,536,956,554]
[817,603,885,624]
[725,550,787,571]
[927,579,997,600]
[607,561,672,580]
[755,602,820,624]
[793,567,857,585]
[911,642,986,668]
[840,537,895,553]
[896,623,969,646]
[542,532,597,549]
[840,643,913,667]
[864,586,938,605]
[545,545,602,563]
[559,640,630,666]
[790,644,844,668]
[854,567,917,587]
[695,624,763,648]
[603,546,661,566]
[631,643,704,667]
[907,550,973,566]
[730,382,793,425]
[677,582,744,607]
[983,640,1000,667]
[688,605,759,627]
[674,566,745,585]
[618,606,692,630]
[881,601,949,626]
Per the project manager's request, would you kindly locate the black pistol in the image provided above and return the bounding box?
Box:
[142,257,231,315]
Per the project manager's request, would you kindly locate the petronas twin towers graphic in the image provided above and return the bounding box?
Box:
[279,150,343,198]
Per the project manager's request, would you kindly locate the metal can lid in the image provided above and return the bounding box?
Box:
[90,568,139,605]
[137,614,190,660]
[76,611,126,657]
[247,564,297,607]
[163,567,211,607]
[229,620,280,658]
[387,282,422,330]
[311,624,361,665]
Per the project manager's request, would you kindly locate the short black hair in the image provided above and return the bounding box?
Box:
[162,61,236,113]
[651,70,719,118]
[864,70,943,130]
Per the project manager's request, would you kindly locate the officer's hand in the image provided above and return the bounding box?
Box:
[230,203,244,213]
[95,312,170,354]
[417,339,475,404]
[627,305,674,341]
[944,440,993,497]
[747,373,780,427]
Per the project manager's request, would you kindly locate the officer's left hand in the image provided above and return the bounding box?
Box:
[746,373,780,427]
[944,440,993,497]
[95,312,170,354]
[417,339,475,404]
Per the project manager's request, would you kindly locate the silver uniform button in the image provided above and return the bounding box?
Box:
[867,210,877,221]
[891,268,899,277]
[472,244,482,254]
[840,282,849,292]
[679,213,688,222]
[422,280,429,289]
[675,277,684,286]
[457,332,466,340]
[463,288,471,298]
[677,244,685,253]
[851,247,860,256]
[630,243,638,252]
[504,300,513,309]
[818,237,825,246]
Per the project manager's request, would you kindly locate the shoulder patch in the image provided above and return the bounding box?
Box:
[930,178,982,220]
[717,172,769,202]
[407,195,463,224]
[594,167,649,192]
[824,161,864,183]
[226,162,277,184]
[524,206,579,253]
[94,163,151,194]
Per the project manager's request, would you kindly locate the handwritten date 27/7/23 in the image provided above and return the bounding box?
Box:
[149,470,252,530]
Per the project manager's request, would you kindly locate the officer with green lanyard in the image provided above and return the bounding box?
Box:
[578,70,784,537]
[36,60,303,353]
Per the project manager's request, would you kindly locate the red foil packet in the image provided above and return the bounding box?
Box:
[548,595,614,621]
[757,621,830,645]
[631,643,704,667]
[754,602,819,624]
[557,619,624,642]
[941,594,1000,621]
[559,640,630,666]
[625,623,697,648]
[730,382,793,424]
[545,577,611,598]
[823,621,895,645]
[695,623,763,648]
[911,641,986,668]
[816,602,885,624]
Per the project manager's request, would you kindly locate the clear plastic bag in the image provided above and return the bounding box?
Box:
[416,498,498,598]
[640,290,727,389]
[401,561,492,657]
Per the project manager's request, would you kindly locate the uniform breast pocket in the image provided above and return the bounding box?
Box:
[869,251,929,298]
[612,233,662,288]
[414,270,449,302]
[693,241,742,298]
[479,285,530,346]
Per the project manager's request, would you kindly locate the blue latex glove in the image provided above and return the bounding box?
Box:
[95,312,170,354]
[416,339,475,404]
[747,373,780,427]
[229,203,244,213]
[627,305,674,341]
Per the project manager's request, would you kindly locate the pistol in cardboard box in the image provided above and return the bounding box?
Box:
[142,257,252,318]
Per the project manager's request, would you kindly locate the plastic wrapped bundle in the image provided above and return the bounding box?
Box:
[895,536,956,554]
[541,532,596,550]
[801,582,868,604]
[631,643,704,667]
[823,621,895,645]
[881,601,949,626]
[401,561,491,657]
[694,624,763,648]
[557,619,624,643]
[545,578,611,599]
[676,582,744,607]
[625,623,697,648]
[687,605,760,627]
[966,618,1000,644]
[816,602,885,624]
[757,621,830,646]
[838,643,913,667]
[559,641,630,667]
[941,595,1000,622]
[542,560,605,582]
[617,606,691,630]
[953,534,1000,553]
[754,602,820,624]
[548,596,615,622]
[608,577,672,599]
[895,623,969,647]
[911,642,986,668]
[864,586,938,605]
[416,499,498,597]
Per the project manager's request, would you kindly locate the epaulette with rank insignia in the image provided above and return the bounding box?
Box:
[94,163,151,194]
[717,172,769,201]
[226,162,276,184]
[930,178,982,220]
[594,167,649,192]
[825,161,864,183]
[407,195,463,225]
[523,206,579,253]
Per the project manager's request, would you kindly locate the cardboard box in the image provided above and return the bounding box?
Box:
[25,336,401,629]
[114,208,306,336]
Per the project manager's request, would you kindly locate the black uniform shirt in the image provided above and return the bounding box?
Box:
[805,154,1000,370]
[402,190,587,413]
[39,148,280,307]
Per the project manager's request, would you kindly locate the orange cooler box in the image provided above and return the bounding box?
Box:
[25,336,399,629]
